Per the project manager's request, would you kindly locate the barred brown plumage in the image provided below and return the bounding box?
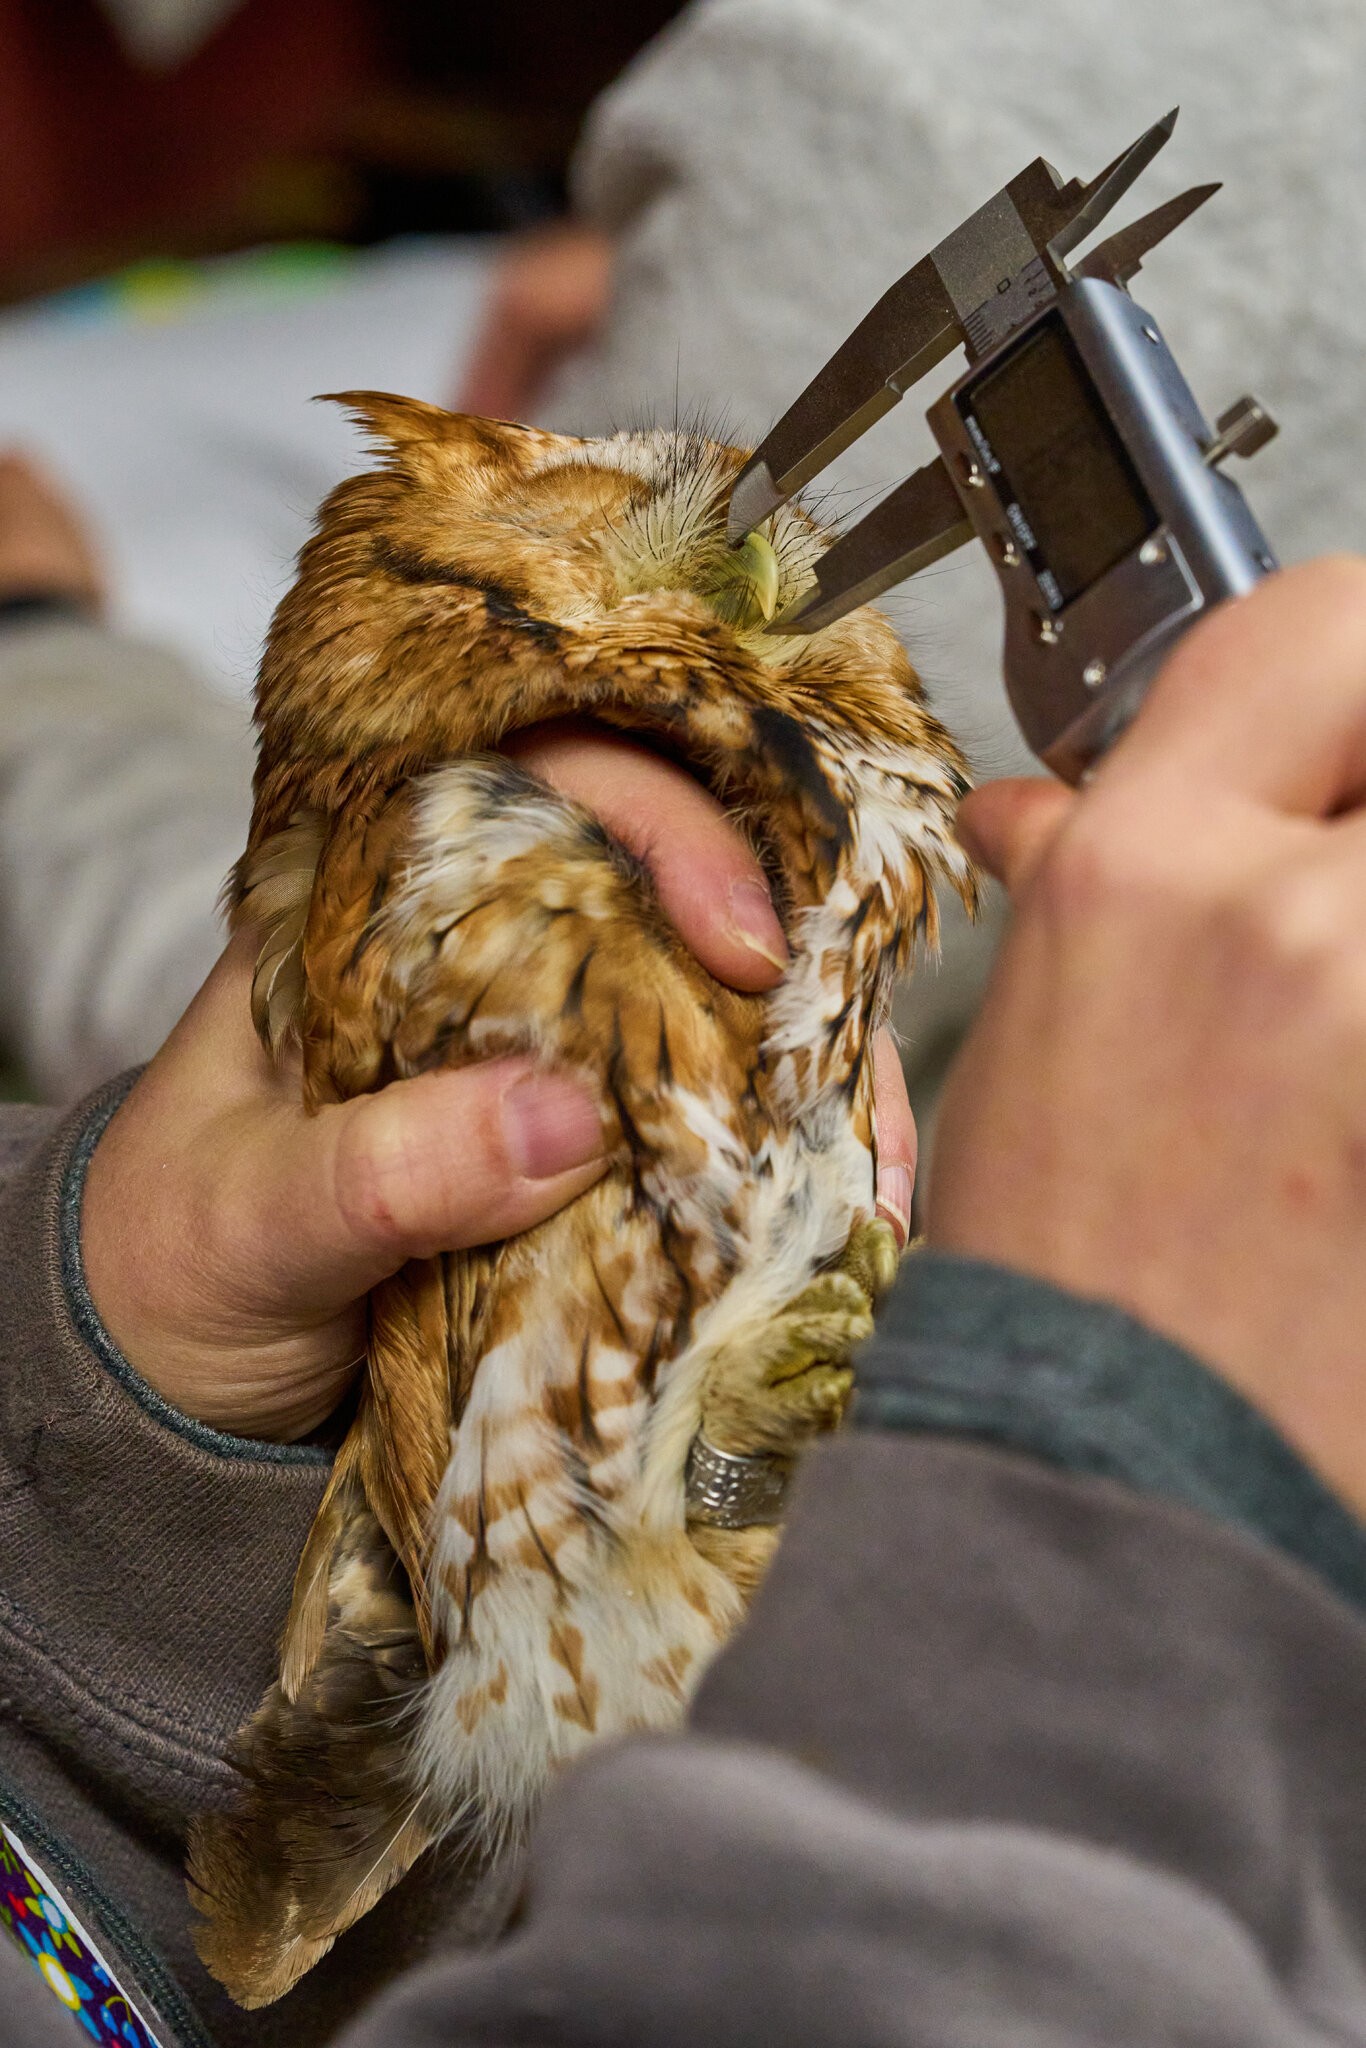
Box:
[187,393,974,2008]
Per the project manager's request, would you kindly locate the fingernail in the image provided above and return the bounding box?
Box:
[728,879,788,970]
[502,1071,606,1180]
[875,1164,914,1246]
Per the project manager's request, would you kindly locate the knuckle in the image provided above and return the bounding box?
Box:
[1029,802,1159,925]
[1202,865,1366,1068]
[1311,552,1366,622]
[1232,866,1344,987]
[333,1069,529,1261]
[332,1096,421,1254]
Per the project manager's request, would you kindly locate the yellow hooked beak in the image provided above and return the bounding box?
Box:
[733,529,780,623]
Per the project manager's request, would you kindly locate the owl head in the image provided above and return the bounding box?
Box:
[251,395,963,817]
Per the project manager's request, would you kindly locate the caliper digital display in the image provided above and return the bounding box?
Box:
[964,316,1157,609]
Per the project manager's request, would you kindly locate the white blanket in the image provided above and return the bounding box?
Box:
[0,239,496,700]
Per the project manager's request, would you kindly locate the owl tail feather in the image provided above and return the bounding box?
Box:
[188,1265,459,2007]
[187,1460,434,2009]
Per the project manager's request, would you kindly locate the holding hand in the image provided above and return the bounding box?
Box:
[931,557,1366,1520]
[82,725,915,1443]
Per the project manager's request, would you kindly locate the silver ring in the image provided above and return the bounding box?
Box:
[685,1434,793,1528]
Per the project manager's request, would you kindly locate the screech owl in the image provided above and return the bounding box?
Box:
[187,396,973,2008]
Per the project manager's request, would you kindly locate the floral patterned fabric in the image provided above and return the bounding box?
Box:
[0,1822,162,2045]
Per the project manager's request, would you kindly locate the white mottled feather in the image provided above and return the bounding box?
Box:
[377,722,950,1844]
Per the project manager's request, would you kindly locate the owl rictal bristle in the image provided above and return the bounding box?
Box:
[192,393,975,2011]
[576,428,813,629]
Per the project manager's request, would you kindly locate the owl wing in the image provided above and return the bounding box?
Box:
[192,755,766,2004]
[191,782,490,2003]
[194,701,952,2004]
[186,1455,431,2007]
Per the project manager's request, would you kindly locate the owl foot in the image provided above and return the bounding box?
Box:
[695,1217,902,1467]
[685,1219,903,1569]
[699,1277,861,1457]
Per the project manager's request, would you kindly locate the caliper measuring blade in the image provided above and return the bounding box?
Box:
[769,456,972,634]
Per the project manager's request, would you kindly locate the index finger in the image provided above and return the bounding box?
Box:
[502,719,791,992]
[1096,555,1366,816]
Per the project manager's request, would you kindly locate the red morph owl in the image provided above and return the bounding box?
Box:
[187,396,974,2007]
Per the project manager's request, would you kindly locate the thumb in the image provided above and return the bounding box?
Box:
[265,1057,609,1308]
[956,778,1076,895]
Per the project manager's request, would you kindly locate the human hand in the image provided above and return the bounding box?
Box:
[0,450,105,611]
[452,222,614,421]
[929,557,1366,1518]
[83,727,915,1443]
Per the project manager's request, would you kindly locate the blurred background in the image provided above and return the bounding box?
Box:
[0,0,686,696]
[1,0,683,290]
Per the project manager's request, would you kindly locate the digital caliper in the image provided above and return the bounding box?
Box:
[726,109,1278,785]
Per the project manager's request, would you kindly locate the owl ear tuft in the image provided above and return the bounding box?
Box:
[317,390,547,474]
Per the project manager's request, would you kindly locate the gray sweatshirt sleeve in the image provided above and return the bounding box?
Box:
[0,1088,526,2048]
[0,1086,524,2048]
[3,1081,1364,2045]
[337,1261,1366,2048]
[0,618,253,1102]
[0,1086,334,2046]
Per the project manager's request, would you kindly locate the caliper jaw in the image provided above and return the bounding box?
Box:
[1073,182,1219,290]
[728,110,1227,639]
[764,460,971,635]
[727,109,1182,547]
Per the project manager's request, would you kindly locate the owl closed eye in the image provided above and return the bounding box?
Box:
[186,394,973,2009]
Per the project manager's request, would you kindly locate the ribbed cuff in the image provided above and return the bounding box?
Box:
[61,1074,329,1469]
[855,1252,1366,1616]
[0,1076,333,1812]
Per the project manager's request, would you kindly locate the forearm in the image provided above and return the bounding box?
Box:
[0,618,252,1100]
